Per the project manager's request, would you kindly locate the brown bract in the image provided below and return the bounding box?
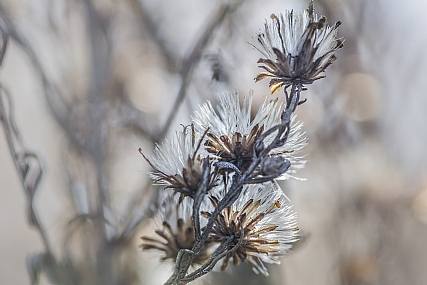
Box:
[205,124,264,173]
[141,218,213,265]
[201,196,281,272]
[140,149,218,199]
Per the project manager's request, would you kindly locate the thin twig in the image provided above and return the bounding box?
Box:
[156,2,241,142]
[0,84,54,256]
[129,0,177,72]
[0,8,78,148]
[182,230,244,283]
[192,160,211,241]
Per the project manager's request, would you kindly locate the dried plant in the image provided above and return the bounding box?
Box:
[253,2,343,93]
[139,1,343,284]
[4,1,427,285]
[0,0,355,285]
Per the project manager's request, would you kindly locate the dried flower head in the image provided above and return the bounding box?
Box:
[141,192,214,265]
[140,125,218,199]
[254,1,343,93]
[201,182,299,276]
[193,91,306,178]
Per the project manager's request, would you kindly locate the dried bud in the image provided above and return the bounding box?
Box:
[261,156,290,176]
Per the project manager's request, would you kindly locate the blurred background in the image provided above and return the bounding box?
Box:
[1,0,427,284]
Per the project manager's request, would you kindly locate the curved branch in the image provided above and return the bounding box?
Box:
[156,2,242,142]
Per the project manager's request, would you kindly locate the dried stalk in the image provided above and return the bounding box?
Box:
[164,83,303,285]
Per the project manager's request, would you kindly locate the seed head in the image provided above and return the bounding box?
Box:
[254,1,343,93]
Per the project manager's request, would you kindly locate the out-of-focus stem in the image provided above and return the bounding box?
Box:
[156,2,241,142]
[0,85,54,256]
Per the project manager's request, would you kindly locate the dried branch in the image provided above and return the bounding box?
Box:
[0,15,8,65]
[0,84,54,255]
[0,7,76,146]
[82,0,114,241]
[156,2,242,142]
[119,2,243,241]
[129,0,178,72]
[182,230,244,283]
